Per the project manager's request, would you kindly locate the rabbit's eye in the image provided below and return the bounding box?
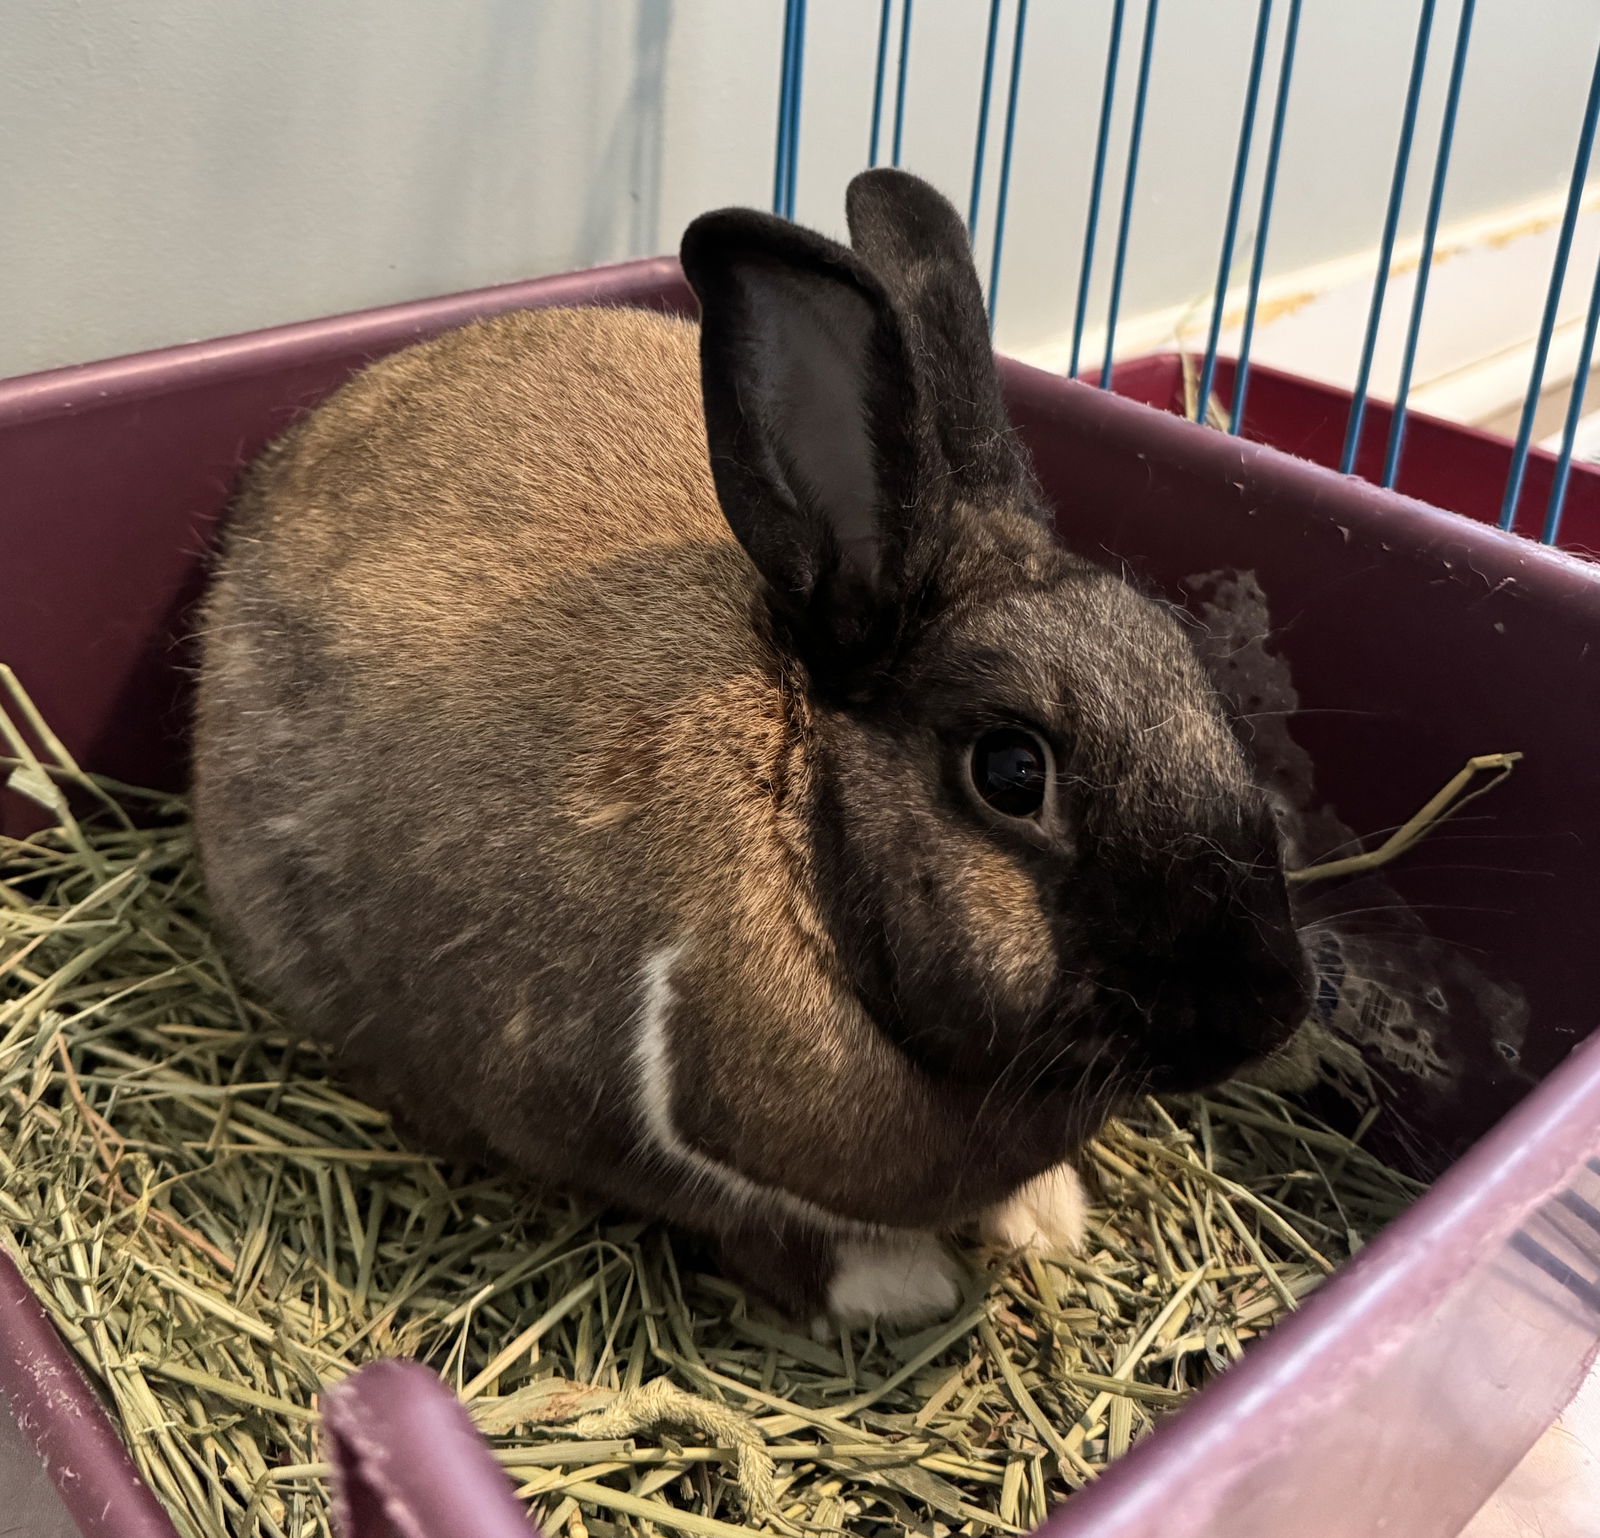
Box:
[970,729,1050,819]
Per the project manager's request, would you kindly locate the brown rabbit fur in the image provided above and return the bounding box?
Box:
[193,170,1309,1324]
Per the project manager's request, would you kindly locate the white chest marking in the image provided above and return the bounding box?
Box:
[632,943,865,1236]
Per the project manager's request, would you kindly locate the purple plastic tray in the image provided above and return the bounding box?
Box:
[3,257,1599,1538]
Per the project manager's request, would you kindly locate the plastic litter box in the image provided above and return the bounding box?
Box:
[2,257,1598,1538]
[1102,352,1600,557]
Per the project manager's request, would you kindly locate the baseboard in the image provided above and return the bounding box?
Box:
[1012,185,1600,435]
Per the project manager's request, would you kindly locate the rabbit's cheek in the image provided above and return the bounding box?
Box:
[955,845,1054,1005]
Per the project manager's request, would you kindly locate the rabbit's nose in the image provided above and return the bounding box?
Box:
[1245,947,1314,1053]
[1094,911,1313,1093]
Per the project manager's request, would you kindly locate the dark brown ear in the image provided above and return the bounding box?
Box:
[845,169,1034,508]
[680,207,938,691]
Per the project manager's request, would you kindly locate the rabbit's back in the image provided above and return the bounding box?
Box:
[229,305,744,662]
[193,304,817,1176]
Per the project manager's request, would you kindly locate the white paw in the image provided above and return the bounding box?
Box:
[825,1231,962,1327]
[979,1162,1088,1257]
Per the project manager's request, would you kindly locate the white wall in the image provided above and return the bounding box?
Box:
[4,0,1598,384]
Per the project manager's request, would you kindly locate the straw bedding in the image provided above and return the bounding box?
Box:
[0,669,1421,1538]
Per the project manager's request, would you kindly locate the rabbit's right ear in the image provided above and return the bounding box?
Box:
[681,210,936,691]
[845,169,1034,509]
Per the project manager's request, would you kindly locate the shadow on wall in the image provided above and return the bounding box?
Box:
[442,1,674,279]
[578,0,672,265]
[438,0,675,279]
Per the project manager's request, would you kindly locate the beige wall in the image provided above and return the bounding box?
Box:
[3,0,1597,379]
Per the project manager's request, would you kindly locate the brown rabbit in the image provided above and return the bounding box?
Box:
[192,170,1310,1325]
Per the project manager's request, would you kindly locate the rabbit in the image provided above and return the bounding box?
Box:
[191,168,1311,1327]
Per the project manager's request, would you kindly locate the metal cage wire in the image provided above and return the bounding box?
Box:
[768,0,1600,549]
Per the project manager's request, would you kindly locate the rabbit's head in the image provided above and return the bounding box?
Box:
[681,170,1309,1115]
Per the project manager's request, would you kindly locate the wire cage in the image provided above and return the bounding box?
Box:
[771,0,1600,552]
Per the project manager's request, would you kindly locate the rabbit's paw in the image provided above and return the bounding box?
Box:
[824,1231,961,1328]
[979,1162,1087,1256]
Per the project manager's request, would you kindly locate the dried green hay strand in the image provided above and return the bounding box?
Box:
[1,667,1422,1538]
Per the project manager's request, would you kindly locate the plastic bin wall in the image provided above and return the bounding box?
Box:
[2,258,1598,1538]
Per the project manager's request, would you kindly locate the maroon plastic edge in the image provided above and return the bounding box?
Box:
[997,353,1600,614]
[0,254,687,424]
[1037,1027,1600,1538]
[0,1247,179,1538]
[323,1360,536,1538]
[1084,351,1600,552]
[1124,349,1565,462]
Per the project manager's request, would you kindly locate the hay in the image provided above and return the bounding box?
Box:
[1,668,1423,1538]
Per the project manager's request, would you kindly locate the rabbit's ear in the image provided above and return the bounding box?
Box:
[845,169,1033,507]
[681,208,936,689]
